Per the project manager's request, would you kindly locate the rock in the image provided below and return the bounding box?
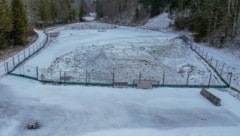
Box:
[26,121,40,130]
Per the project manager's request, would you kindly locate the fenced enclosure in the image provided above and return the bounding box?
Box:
[11,64,228,88]
[0,30,48,78]
[66,23,117,31]
[2,26,236,89]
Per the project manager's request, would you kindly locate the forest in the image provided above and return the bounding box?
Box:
[96,0,240,47]
[0,0,240,49]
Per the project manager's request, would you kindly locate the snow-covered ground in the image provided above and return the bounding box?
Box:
[142,12,173,32]
[0,76,240,136]
[1,12,240,136]
[12,22,224,86]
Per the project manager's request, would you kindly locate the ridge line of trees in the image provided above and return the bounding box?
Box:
[96,0,240,47]
[1,0,92,49]
[0,0,27,49]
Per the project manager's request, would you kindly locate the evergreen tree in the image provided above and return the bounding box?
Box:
[96,0,104,18]
[135,7,139,19]
[37,0,58,25]
[79,0,85,21]
[63,0,71,22]
[38,0,50,25]
[150,0,160,17]
[11,0,28,45]
[0,0,12,49]
[69,9,77,22]
[50,0,58,23]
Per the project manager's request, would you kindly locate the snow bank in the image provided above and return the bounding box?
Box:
[143,12,173,31]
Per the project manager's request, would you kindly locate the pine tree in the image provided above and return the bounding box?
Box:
[79,0,85,21]
[135,7,139,19]
[50,0,58,23]
[150,0,160,17]
[62,0,71,22]
[96,0,104,18]
[69,9,77,22]
[0,0,13,49]
[38,0,50,25]
[11,0,28,46]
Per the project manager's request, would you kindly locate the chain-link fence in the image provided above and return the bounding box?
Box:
[5,29,230,88]
[191,44,237,90]
[0,62,6,78]
[66,23,117,31]
[0,30,48,79]
[11,64,227,88]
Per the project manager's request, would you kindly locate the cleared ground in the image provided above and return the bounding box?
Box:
[20,23,223,85]
[0,23,239,136]
[0,76,240,136]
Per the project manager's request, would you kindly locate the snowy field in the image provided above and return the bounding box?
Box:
[0,19,240,136]
[14,22,224,86]
[0,76,240,136]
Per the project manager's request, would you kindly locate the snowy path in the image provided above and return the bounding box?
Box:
[0,76,240,136]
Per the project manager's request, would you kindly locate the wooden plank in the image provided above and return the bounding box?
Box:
[137,81,153,89]
[200,88,221,106]
[49,32,59,37]
[113,82,128,88]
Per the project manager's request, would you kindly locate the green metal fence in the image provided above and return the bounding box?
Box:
[8,32,233,89]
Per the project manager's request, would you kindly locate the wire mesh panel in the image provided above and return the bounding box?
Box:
[39,68,60,82]
[12,65,38,79]
[0,63,6,77]
[4,32,47,75]
[191,44,236,88]
[60,71,85,82]
[89,72,113,84]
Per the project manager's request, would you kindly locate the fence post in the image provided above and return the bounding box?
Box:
[215,60,219,69]
[18,55,20,64]
[51,69,53,81]
[228,72,233,87]
[24,50,26,59]
[88,73,90,84]
[64,71,66,83]
[112,69,115,85]
[6,62,9,73]
[210,57,213,64]
[4,61,7,74]
[59,70,62,81]
[138,72,142,84]
[221,63,225,75]
[208,73,212,87]
[36,66,39,80]
[186,72,190,86]
[79,72,81,82]
[12,57,15,66]
[163,70,165,86]
[86,70,88,85]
